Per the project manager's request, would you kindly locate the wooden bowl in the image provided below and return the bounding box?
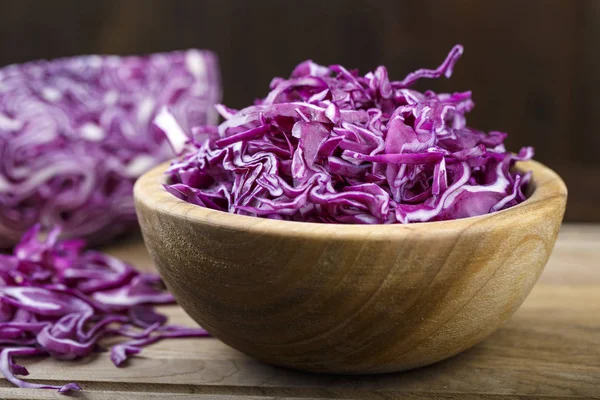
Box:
[134,160,567,374]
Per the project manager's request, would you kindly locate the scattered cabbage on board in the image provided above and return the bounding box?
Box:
[161,45,533,224]
[0,225,209,393]
[0,50,221,248]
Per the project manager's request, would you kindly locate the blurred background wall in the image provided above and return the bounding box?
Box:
[0,0,597,222]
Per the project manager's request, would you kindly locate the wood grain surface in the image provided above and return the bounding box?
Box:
[0,224,596,399]
[134,160,567,374]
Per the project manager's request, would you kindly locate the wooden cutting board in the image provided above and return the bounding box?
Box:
[1,224,598,399]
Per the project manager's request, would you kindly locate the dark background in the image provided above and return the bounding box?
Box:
[0,0,597,222]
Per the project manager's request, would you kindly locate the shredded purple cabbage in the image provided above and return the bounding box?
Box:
[161,45,533,224]
[0,50,221,248]
[0,225,209,393]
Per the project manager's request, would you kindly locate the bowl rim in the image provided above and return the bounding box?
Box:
[134,159,567,239]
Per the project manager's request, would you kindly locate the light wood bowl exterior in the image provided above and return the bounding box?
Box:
[134,160,567,374]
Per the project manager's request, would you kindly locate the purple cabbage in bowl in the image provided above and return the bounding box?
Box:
[161,45,533,224]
